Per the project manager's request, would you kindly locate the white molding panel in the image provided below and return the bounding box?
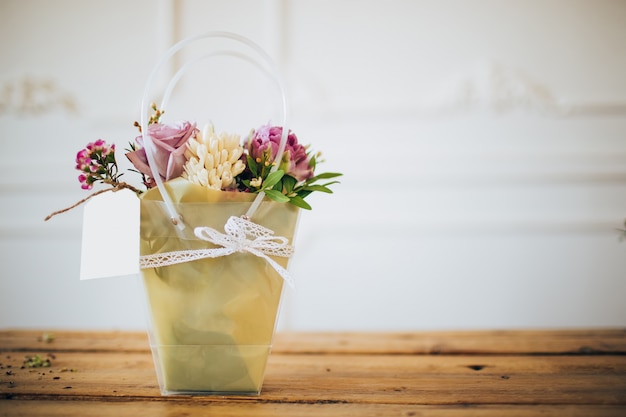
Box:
[1,0,625,331]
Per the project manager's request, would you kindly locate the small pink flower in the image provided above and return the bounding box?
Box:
[76,148,89,160]
[75,149,90,170]
[126,121,197,185]
[86,139,106,151]
[78,173,92,190]
[102,143,115,157]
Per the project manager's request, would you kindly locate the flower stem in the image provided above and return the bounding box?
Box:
[44,182,141,221]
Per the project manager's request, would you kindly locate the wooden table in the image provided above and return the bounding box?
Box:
[0,329,625,416]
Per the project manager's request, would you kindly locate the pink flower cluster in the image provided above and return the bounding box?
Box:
[75,139,117,190]
[246,125,314,182]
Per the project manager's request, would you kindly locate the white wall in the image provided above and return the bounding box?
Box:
[1,0,625,331]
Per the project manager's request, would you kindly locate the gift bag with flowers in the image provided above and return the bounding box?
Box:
[46,32,341,395]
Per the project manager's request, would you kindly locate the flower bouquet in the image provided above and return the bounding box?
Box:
[46,32,341,395]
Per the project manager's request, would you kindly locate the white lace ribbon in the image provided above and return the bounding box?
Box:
[139,216,294,286]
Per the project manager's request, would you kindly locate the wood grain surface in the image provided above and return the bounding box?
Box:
[1,329,625,416]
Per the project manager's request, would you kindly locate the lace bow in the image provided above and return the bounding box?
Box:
[139,216,294,286]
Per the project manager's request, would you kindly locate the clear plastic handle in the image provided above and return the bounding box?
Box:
[140,31,290,231]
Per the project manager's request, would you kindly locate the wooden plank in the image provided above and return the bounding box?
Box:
[274,329,626,354]
[0,330,149,353]
[1,351,625,405]
[1,401,625,417]
[264,354,626,405]
[2,329,625,354]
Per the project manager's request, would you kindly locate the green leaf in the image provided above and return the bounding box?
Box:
[303,184,333,193]
[289,195,312,210]
[263,189,290,202]
[125,142,136,153]
[246,155,258,177]
[263,170,285,189]
[282,175,297,194]
[273,179,284,192]
[321,180,341,189]
[312,172,343,180]
[297,190,313,199]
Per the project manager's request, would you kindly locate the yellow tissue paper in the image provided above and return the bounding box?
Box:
[139,178,299,394]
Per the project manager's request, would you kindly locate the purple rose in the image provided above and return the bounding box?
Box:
[247,125,313,182]
[126,121,197,186]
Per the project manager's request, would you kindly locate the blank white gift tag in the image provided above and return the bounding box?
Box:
[80,189,140,280]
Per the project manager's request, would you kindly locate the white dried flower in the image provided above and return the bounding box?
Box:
[182,124,245,190]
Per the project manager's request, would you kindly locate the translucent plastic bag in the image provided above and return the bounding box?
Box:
[137,32,298,395]
[140,179,299,394]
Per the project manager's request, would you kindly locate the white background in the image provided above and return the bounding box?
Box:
[1,0,625,331]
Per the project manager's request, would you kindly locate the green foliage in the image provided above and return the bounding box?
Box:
[252,169,343,209]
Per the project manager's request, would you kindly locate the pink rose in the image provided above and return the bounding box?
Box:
[126,121,197,186]
[247,125,313,182]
